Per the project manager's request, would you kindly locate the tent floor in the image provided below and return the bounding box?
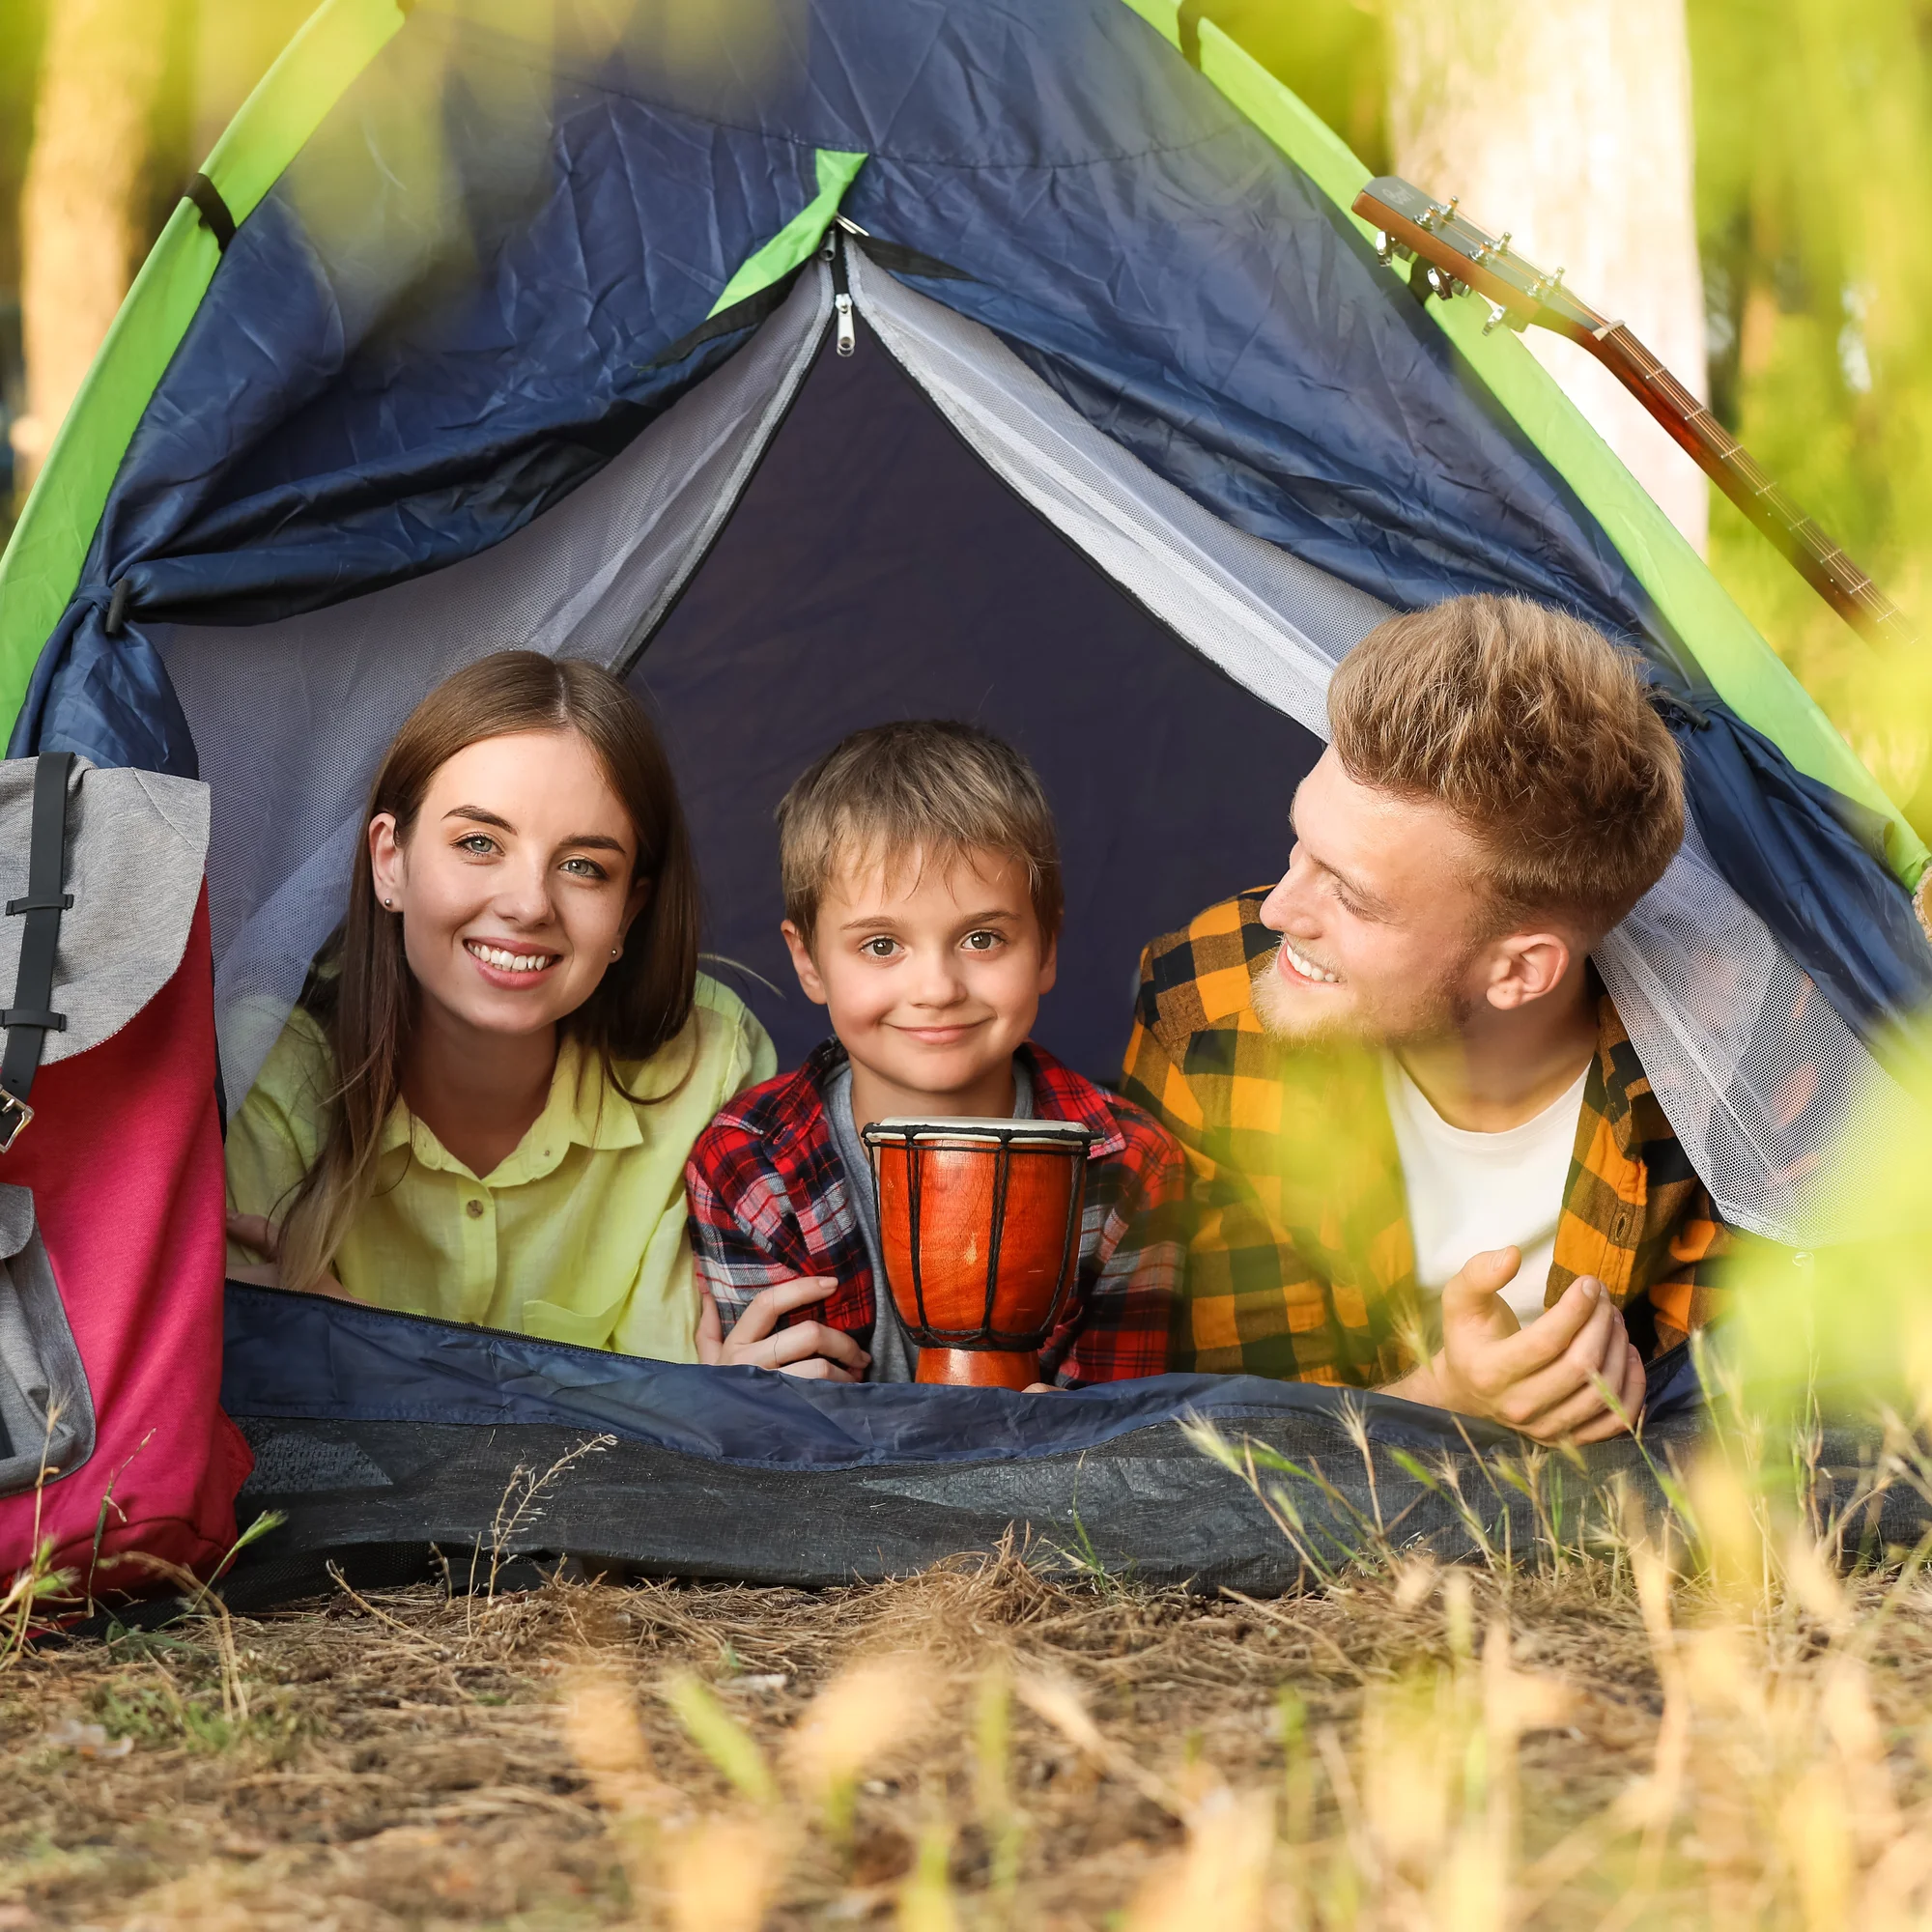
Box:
[214,1410,1924,1608]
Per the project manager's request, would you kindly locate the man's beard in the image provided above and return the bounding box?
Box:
[1250,941,1475,1048]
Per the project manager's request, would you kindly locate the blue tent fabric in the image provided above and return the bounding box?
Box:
[22,2,1690,726]
[221,1281,1714,1467]
[13,0,1926,1047]
[1678,696,1932,1039]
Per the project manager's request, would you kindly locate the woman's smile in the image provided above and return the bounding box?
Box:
[463,936,562,984]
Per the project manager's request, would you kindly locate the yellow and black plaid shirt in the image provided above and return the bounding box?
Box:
[1119,891,1731,1385]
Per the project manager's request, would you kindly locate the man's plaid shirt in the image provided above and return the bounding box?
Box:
[686,1038,1184,1384]
[1120,891,1732,1384]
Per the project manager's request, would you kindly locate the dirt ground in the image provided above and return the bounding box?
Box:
[1,1536,1928,1931]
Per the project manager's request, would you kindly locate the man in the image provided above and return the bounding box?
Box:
[1121,594,1728,1442]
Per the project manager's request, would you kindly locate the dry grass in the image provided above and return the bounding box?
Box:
[2,1492,1932,1930]
[5,1351,1932,1929]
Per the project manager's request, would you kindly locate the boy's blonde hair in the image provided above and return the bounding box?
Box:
[778,721,1063,945]
[1327,594,1685,933]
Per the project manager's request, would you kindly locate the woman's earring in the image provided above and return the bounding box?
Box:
[384,897,395,910]
[611,944,621,958]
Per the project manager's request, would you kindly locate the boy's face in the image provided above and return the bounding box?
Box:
[782,843,1057,1109]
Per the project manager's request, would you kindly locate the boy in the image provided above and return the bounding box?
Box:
[686,721,1182,1385]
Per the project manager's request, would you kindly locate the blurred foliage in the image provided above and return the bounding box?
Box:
[1209,0,1391,175]
[0,0,307,534]
[1231,0,1932,844]
[3,0,1931,845]
[0,0,46,518]
[1687,0,1932,838]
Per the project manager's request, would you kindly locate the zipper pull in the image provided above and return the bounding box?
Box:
[830,228,856,357]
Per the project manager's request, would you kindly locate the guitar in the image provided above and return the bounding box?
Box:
[1352,174,1914,649]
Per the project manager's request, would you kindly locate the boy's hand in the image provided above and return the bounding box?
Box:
[1385,1246,1645,1443]
[697,1277,870,1382]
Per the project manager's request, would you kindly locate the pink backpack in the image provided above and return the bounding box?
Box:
[0,753,250,1602]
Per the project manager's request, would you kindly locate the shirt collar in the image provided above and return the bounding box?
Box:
[376,1032,650,1183]
[1021,1040,1128,1162]
[800,1037,1126,1162]
[1588,984,1663,1160]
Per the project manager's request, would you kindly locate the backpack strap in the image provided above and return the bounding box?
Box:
[0,753,75,1151]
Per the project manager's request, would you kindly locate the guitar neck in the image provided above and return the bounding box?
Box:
[1579,322,1911,647]
[1352,178,1914,649]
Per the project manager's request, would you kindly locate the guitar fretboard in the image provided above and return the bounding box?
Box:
[1591,322,1910,646]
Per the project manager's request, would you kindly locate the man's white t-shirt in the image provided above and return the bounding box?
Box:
[1380,1055,1591,1324]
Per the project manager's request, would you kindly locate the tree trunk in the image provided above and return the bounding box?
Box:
[10,0,167,497]
[1383,0,1709,554]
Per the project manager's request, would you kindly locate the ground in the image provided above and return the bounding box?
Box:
[2,1516,1931,1931]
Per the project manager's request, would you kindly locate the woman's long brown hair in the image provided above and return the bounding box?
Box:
[277,651,699,1291]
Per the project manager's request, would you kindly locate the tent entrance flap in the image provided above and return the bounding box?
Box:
[676,253,1901,1252]
[626,270,1349,1077]
[158,265,831,1110]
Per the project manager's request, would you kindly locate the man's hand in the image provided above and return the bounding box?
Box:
[225,1213,353,1300]
[1386,1246,1645,1443]
[696,1277,871,1382]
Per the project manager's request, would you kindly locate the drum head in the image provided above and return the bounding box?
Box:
[861,1115,1094,1153]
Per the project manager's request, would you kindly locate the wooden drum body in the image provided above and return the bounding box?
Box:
[860,1117,1094,1390]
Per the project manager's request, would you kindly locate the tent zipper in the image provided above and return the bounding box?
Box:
[828,227,856,357]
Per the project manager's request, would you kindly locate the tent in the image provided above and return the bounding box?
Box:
[2,0,1927,1598]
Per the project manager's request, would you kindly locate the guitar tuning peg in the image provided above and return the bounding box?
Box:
[1497,231,1512,252]
[1375,229,1394,266]
[1483,299,1508,333]
[1446,196,1460,216]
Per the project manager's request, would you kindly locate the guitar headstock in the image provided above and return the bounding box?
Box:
[1351,176,1605,342]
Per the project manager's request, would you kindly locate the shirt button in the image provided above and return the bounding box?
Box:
[466,1198,486,1219]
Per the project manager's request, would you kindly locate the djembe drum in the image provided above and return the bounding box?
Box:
[860,1117,1094,1389]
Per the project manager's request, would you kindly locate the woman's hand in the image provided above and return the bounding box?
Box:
[226,1213,353,1300]
[696,1277,870,1382]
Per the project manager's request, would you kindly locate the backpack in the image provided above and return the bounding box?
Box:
[0,753,249,1602]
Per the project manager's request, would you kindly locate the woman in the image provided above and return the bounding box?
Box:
[225,651,773,1359]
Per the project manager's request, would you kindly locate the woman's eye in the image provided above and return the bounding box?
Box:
[457,835,497,856]
[560,857,608,880]
[862,937,899,959]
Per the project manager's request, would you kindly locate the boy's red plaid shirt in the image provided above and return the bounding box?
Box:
[686,1038,1184,1384]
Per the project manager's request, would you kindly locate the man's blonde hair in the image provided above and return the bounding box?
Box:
[1327,594,1685,933]
[779,720,1063,943]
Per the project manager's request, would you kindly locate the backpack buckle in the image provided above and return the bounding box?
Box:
[0,1091,35,1153]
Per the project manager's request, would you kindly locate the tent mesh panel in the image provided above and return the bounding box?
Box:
[1596,821,1904,1243]
[852,252,1901,1247]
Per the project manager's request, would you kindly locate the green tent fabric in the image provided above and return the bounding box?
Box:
[1122,0,1924,889]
